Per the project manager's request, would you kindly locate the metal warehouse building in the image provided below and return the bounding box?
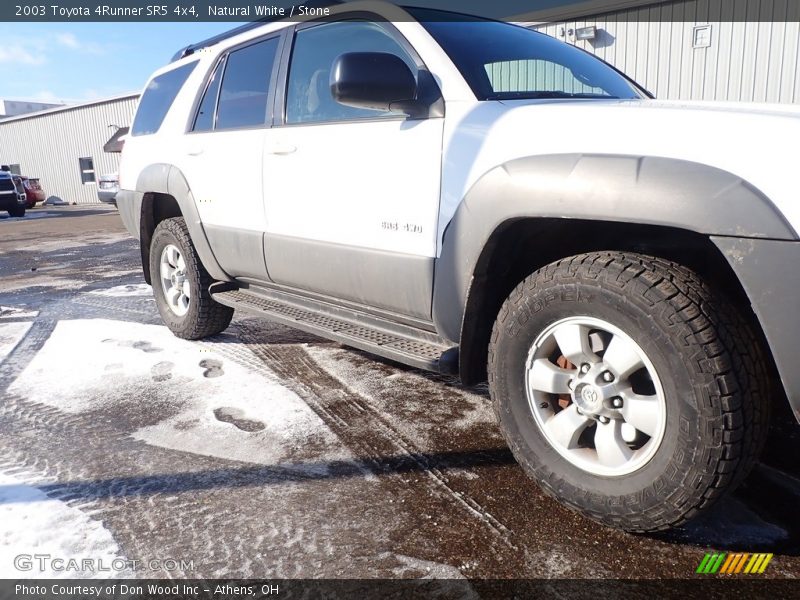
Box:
[523,0,800,103]
[0,94,138,205]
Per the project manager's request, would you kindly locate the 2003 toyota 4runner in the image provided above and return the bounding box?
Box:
[118,3,800,532]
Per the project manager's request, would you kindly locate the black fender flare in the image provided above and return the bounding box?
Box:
[432,153,796,375]
[134,163,230,284]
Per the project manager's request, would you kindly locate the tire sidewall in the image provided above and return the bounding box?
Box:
[149,221,205,337]
[493,279,713,507]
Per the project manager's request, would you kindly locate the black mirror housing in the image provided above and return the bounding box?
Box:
[331,52,418,115]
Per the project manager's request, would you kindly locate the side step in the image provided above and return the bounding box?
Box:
[211,285,458,374]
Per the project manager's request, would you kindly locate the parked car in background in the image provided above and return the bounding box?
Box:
[0,171,27,217]
[20,176,46,208]
[98,173,119,204]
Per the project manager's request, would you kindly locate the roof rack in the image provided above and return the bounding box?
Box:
[170,0,344,62]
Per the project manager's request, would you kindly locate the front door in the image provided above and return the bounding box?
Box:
[262,20,444,321]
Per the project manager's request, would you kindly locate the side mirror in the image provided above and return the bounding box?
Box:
[331,52,419,115]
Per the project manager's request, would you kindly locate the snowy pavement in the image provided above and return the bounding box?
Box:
[0,206,799,579]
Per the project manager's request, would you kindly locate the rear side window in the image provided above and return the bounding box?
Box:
[193,59,224,132]
[215,37,280,130]
[132,61,197,136]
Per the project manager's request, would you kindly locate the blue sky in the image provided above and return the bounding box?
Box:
[0,22,243,102]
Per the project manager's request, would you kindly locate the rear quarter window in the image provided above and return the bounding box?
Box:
[132,61,198,136]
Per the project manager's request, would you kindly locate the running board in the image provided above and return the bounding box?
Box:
[210,285,458,374]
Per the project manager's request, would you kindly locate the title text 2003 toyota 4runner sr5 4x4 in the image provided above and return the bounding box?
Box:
[118,3,800,533]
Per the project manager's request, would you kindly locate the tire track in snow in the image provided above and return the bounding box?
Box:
[0,319,56,396]
[222,326,518,551]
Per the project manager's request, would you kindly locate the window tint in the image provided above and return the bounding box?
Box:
[132,61,197,136]
[193,59,224,132]
[286,21,416,125]
[484,60,608,96]
[216,37,279,130]
[418,16,643,101]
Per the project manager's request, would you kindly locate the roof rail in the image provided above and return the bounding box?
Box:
[170,0,344,62]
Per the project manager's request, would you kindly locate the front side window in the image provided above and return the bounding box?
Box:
[132,61,197,136]
[285,21,417,125]
[215,37,280,130]
[416,14,644,101]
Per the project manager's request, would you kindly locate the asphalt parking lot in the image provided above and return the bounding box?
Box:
[1,206,799,580]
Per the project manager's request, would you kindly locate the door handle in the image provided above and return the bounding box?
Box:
[266,143,297,155]
[186,147,204,157]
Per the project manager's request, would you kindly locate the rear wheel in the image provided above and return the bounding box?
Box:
[8,205,25,218]
[150,217,233,340]
[488,252,770,532]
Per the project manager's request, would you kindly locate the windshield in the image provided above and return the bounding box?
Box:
[415,14,645,101]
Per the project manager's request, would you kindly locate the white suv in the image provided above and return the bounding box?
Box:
[118,2,800,533]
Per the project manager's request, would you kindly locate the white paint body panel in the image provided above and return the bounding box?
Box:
[263,118,444,256]
[180,129,267,232]
[437,98,800,249]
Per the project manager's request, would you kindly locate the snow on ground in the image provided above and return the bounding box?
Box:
[0,322,32,364]
[9,319,354,471]
[0,471,130,578]
[86,283,152,298]
[0,306,39,320]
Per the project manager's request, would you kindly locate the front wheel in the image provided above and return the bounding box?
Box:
[488,252,770,532]
[150,217,233,340]
[8,205,25,218]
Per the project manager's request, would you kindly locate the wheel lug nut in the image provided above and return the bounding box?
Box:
[540,402,549,409]
[602,371,614,383]
[580,363,590,374]
[611,398,623,409]
[599,416,610,424]
[568,379,575,389]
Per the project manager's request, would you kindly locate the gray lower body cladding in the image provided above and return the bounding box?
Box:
[116,189,141,237]
[713,236,800,422]
[264,234,434,321]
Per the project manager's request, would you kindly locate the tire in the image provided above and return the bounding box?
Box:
[149,217,233,340]
[8,205,25,218]
[488,252,770,532]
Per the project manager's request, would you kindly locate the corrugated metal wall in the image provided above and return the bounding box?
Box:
[532,0,800,103]
[0,95,138,205]
[485,60,605,95]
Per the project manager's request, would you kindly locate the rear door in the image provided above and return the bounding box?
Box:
[180,32,284,281]
[262,19,444,320]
